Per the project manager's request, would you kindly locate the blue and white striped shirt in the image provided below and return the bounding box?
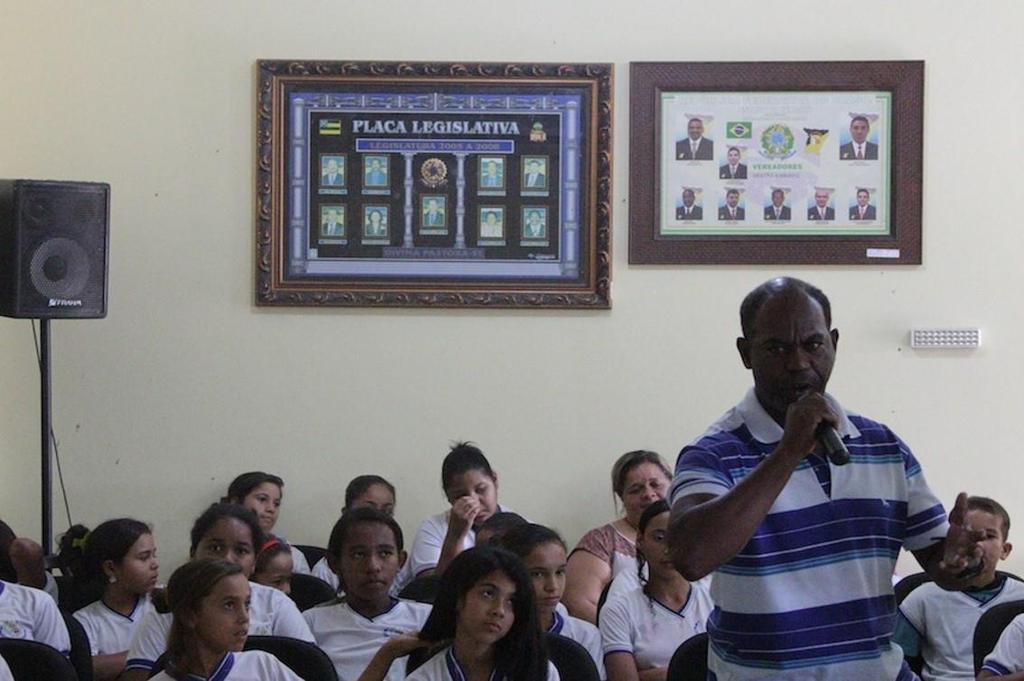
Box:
[672,389,948,681]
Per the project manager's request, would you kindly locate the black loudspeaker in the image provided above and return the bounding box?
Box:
[0,179,109,318]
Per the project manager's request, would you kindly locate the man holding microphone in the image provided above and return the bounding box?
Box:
[668,277,985,680]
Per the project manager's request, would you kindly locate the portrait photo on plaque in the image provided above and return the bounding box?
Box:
[363,155,391,189]
[320,154,347,189]
[319,205,347,239]
[362,205,390,244]
[520,206,549,246]
[420,195,448,235]
[521,155,549,194]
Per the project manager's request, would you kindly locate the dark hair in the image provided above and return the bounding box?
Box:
[739,277,832,339]
[164,560,245,678]
[501,524,566,559]
[477,512,528,546]
[326,507,404,588]
[344,475,396,512]
[635,499,671,589]
[189,503,265,557]
[968,496,1012,540]
[255,537,292,576]
[418,547,548,681]
[80,518,151,585]
[850,115,870,127]
[441,442,496,491]
[221,471,284,504]
[55,524,91,578]
[0,520,17,582]
[611,450,671,499]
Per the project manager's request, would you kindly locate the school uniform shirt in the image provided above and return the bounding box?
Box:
[395,506,514,593]
[303,598,431,681]
[896,576,1024,680]
[311,556,340,591]
[148,650,302,681]
[982,612,1024,676]
[74,593,154,655]
[599,581,713,671]
[407,645,561,681]
[0,579,71,655]
[289,544,311,575]
[548,610,605,679]
[124,581,313,674]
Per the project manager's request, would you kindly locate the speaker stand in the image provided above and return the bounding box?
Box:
[39,319,53,554]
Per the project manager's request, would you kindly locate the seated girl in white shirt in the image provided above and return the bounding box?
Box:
[599,500,713,681]
[362,546,559,681]
[122,503,313,681]
[397,443,508,592]
[222,472,310,575]
[148,559,301,681]
[72,518,159,680]
[502,524,605,678]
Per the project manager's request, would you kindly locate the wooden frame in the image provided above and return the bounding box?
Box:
[256,60,613,308]
[629,61,923,265]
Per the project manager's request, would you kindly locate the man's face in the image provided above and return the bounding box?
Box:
[857,190,869,207]
[815,191,829,208]
[370,211,381,225]
[726,191,739,208]
[682,190,695,207]
[772,191,785,208]
[486,162,497,176]
[528,162,540,173]
[326,160,339,174]
[486,213,497,226]
[370,160,381,171]
[688,119,703,140]
[738,290,838,422]
[529,212,541,227]
[727,149,740,165]
[327,209,339,223]
[427,200,438,213]
[850,119,869,144]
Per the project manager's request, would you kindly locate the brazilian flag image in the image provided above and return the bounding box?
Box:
[319,120,342,135]
[726,121,752,139]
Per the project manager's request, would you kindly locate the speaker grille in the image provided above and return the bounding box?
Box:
[0,179,109,318]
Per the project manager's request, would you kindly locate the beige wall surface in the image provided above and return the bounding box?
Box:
[1,1,1022,577]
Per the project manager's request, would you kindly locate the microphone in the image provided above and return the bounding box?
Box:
[818,424,850,466]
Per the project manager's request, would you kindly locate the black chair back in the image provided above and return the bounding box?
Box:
[0,639,79,680]
[294,544,328,569]
[245,636,339,681]
[289,573,337,611]
[893,572,933,605]
[399,574,441,603]
[61,608,95,681]
[545,633,600,681]
[666,632,708,681]
[973,599,1024,674]
[54,574,104,613]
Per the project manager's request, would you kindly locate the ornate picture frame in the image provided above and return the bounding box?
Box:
[629,61,923,265]
[256,60,613,308]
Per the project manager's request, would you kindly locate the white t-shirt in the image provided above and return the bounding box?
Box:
[0,653,13,681]
[304,598,430,681]
[408,646,560,681]
[74,594,154,655]
[288,544,310,575]
[548,610,605,679]
[980,612,1024,676]
[397,507,514,593]
[599,581,713,670]
[0,579,70,655]
[311,556,340,592]
[125,581,313,673]
[149,650,302,681]
[899,577,1024,680]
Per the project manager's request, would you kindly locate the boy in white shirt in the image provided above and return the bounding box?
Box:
[895,496,1024,680]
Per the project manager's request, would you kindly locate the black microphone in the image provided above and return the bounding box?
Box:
[818,424,850,466]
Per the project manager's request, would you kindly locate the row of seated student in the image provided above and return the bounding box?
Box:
[1,443,1023,680]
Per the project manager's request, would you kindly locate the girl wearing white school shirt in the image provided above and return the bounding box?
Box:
[149,559,300,681]
[396,443,510,593]
[121,503,312,681]
[304,507,430,681]
[600,500,713,681]
[222,471,310,575]
[72,518,159,680]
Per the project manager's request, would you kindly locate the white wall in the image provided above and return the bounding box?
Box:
[1,1,1022,576]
